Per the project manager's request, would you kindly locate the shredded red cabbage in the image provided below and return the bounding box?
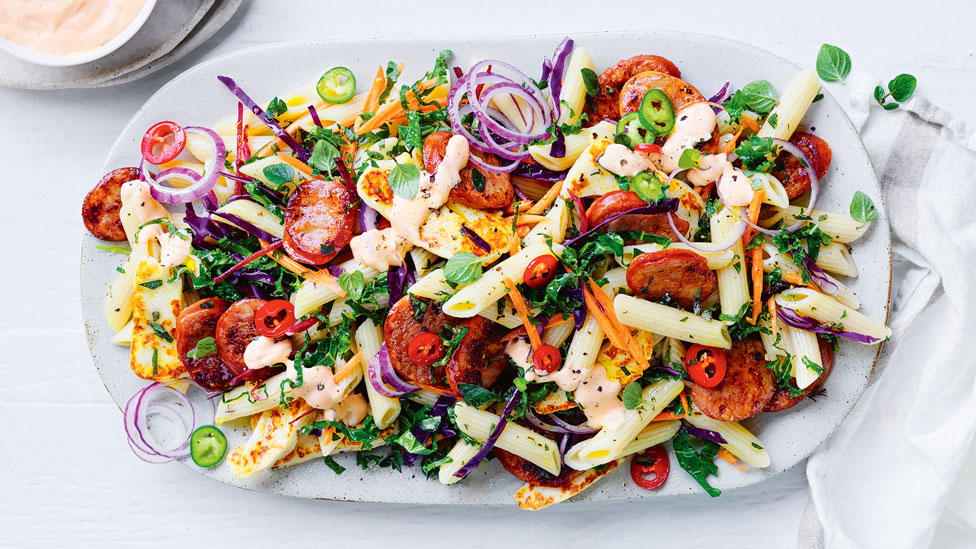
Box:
[549,126,566,158]
[461,225,492,254]
[217,75,310,162]
[682,425,727,445]
[545,37,574,121]
[563,198,679,247]
[412,395,456,445]
[760,281,791,303]
[802,257,839,296]
[334,158,355,190]
[327,265,344,277]
[707,81,732,112]
[567,190,587,233]
[212,212,279,243]
[511,163,567,183]
[388,258,416,306]
[308,105,323,128]
[454,390,523,478]
[777,306,881,344]
[569,280,587,329]
[359,203,380,231]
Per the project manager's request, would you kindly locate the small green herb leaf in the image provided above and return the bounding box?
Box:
[816,44,852,83]
[139,280,163,290]
[888,74,917,102]
[338,271,366,301]
[849,190,878,223]
[310,139,340,173]
[678,148,701,170]
[742,80,778,113]
[458,383,505,408]
[266,97,288,120]
[581,68,600,97]
[187,337,217,359]
[622,382,643,410]
[767,113,778,129]
[471,169,486,192]
[444,252,483,285]
[388,163,421,199]
[262,163,294,185]
[148,321,174,343]
[873,85,886,104]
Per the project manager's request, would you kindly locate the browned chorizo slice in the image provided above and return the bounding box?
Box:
[177,298,243,391]
[771,131,833,200]
[692,338,776,422]
[82,167,140,242]
[763,337,835,413]
[283,178,357,265]
[591,55,682,121]
[626,249,717,309]
[585,190,689,240]
[384,296,508,395]
[215,298,266,374]
[495,445,583,488]
[422,130,514,210]
[619,71,706,118]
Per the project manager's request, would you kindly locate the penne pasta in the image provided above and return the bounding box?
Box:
[437,440,481,485]
[355,319,401,429]
[775,288,891,343]
[614,294,732,349]
[684,412,770,468]
[453,403,562,475]
[712,207,750,316]
[815,241,858,277]
[779,205,871,244]
[757,70,820,141]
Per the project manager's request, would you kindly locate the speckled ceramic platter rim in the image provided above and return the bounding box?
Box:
[81,31,891,505]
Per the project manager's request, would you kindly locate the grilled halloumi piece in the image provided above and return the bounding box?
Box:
[356,159,512,260]
[129,257,184,381]
[533,390,576,415]
[514,459,621,510]
[595,331,662,385]
[228,401,315,479]
[559,121,617,199]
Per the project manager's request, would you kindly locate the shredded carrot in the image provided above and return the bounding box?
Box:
[781,271,821,292]
[333,352,362,383]
[508,214,550,225]
[516,225,531,238]
[502,276,543,350]
[356,79,445,135]
[526,181,563,215]
[275,152,314,176]
[321,427,334,444]
[652,411,687,421]
[502,314,571,342]
[357,66,389,132]
[769,297,779,338]
[746,189,766,324]
[414,381,455,397]
[508,234,521,256]
[740,116,760,132]
[721,128,744,155]
[679,391,689,416]
[586,279,649,370]
[581,287,628,352]
[259,239,338,289]
[697,182,715,200]
[717,449,747,471]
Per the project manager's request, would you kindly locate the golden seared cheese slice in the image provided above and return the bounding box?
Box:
[129,257,184,381]
[272,431,323,470]
[533,390,576,415]
[595,331,661,385]
[514,459,621,511]
[229,402,314,479]
[666,177,705,231]
[559,121,617,199]
[356,159,512,260]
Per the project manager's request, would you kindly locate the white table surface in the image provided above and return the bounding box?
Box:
[2,1,973,547]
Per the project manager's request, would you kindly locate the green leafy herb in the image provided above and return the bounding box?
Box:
[388,163,421,199]
[767,113,778,129]
[457,383,505,408]
[310,139,340,174]
[678,148,701,170]
[431,325,470,369]
[723,80,778,122]
[772,224,833,282]
[266,97,288,120]
[96,244,131,254]
[187,337,217,359]
[338,271,366,301]
[444,252,483,285]
[409,295,429,322]
[581,68,599,97]
[151,348,158,375]
[719,301,770,340]
[622,382,643,410]
[816,44,852,83]
[302,416,382,450]
[733,135,780,173]
[262,163,295,185]
[322,456,346,474]
[672,430,722,497]
[849,190,878,223]
[874,74,918,110]
[471,169,486,192]
[766,354,804,398]
[139,280,163,290]
[148,321,174,343]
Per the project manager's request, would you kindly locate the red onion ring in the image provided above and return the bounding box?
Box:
[146,126,224,205]
[802,257,840,296]
[123,382,204,464]
[667,211,748,253]
[771,138,820,233]
[367,343,418,397]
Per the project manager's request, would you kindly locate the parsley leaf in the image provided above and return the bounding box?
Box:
[622,382,643,410]
[672,430,722,497]
[816,44,852,83]
[849,190,878,223]
[444,252,483,285]
[471,169,486,192]
[457,383,506,408]
[733,135,780,173]
[388,163,421,199]
[139,280,163,290]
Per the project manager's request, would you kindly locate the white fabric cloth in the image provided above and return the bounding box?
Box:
[800,71,976,547]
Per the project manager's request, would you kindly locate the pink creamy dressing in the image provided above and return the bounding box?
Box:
[243,336,292,370]
[121,179,169,223]
[352,135,469,270]
[598,143,653,177]
[137,224,192,268]
[0,0,147,56]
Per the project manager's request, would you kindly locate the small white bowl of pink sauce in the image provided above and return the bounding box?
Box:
[0,0,157,67]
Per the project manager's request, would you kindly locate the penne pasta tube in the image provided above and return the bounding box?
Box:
[612,420,682,461]
[437,440,482,485]
[615,295,732,349]
[775,288,891,343]
[712,207,750,316]
[779,205,871,244]
[762,245,859,309]
[814,241,858,277]
[757,71,820,141]
[453,403,562,475]
[780,324,824,390]
[355,319,401,429]
[214,200,284,239]
[292,258,380,317]
[684,412,770,468]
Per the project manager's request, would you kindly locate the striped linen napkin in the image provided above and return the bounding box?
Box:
[798,71,976,548]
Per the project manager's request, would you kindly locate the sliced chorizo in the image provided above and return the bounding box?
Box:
[384,296,507,395]
[283,178,357,265]
[591,55,682,121]
[495,443,583,488]
[585,190,689,240]
[771,131,832,200]
[619,71,706,118]
[422,130,514,210]
[82,167,140,242]
[763,337,835,413]
[215,298,266,374]
[692,338,776,422]
[176,298,242,391]
[626,249,717,309]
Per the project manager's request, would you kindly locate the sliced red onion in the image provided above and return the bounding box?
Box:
[776,307,881,344]
[525,408,566,433]
[567,190,587,234]
[124,382,203,464]
[308,105,323,128]
[359,203,380,231]
[548,411,598,435]
[219,171,253,184]
[212,212,278,243]
[146,126,224,205]
[461,225,492,253]
[327,265,344,277]
[564,199,679,247]
[334,158,355,190]
[217,75,310,162]
[736,206,779,236]
[802,257,839,296]
[761,281,791,302]
[454,390,524,478]
[512,163,567,184]
[667,211,747,253]
[682,425,727,445]
[367,343,418,397]
[771,138,820,233]
[707,81,732,112]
